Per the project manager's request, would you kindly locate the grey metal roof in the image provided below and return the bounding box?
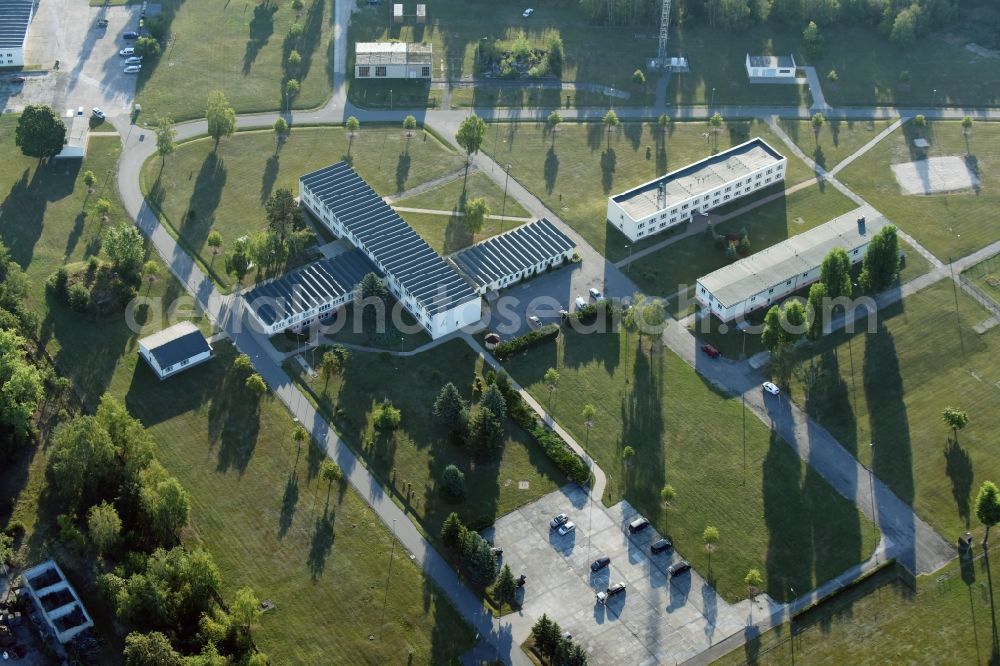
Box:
[139,321,211,369]
[355,42,433,66]
[611,138,785,219]
[300,162,478,315]
[450,218,576,290]
[698,206,888,307]
[0,0,33,50]
[245,248,380,326]
[748,54,796,69]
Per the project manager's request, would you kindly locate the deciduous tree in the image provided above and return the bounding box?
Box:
[859,224,900,293]
[155,116,175,162]
[88,501,122,555]
[602,110,619,150]
[977,481,1000,545]
[206,91,236,148]
[103,223,145,278]
[15,104,66,160]
[745,568,763,600]
[820,247,853,299]
[942,407,969,439]
[464,197,490,237]
[456,114,488,159]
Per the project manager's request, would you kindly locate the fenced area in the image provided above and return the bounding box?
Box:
[960,252,1000,333]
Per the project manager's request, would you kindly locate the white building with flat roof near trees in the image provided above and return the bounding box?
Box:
[354,42,433,79]
[695,207,888,322]
[606,137,786,242]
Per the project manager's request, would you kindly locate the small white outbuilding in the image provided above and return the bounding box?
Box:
[138,321,213,379]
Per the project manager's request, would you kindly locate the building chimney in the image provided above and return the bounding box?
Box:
[857,216,866,235]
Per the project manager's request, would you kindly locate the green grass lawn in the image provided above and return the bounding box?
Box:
[715,552,998,665]
[141,126,466,290]
[626,183,857,313]
[135,0,334,121]
[777,118,898,172]
[0,116,475,662]
[394,171,531,254]
[838,120,1000,262]
[503,330,877,601]
[783,280,1000,544]
[962,253,1000,305]
[285,340,568,547]
[482,120,816,261]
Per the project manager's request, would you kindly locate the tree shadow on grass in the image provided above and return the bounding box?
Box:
[307,509,335,580]
[243,0,278,75]
[620,347,665,520]
[278,470,300,539]
[396,152,411,194]
[63,212,89,261]
[180,152,227,261]
[763,431,813,602]
[0,163,78,270]
[600,148,616,194]
[623,122,643,152]
[544,146,559,194]
[801,348,856,455]
[945,437,974,529]
[260,154,279,203]
[208,364,262,475]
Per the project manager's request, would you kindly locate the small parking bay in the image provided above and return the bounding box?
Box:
[485,485,749,665]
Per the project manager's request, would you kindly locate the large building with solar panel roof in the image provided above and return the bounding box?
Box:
[0,0,34,67]
[275,161,483,339]
[606,137,786,242]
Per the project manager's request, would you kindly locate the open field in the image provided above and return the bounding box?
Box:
[285,340,568,546]
[140,126,466,289]
[395,171,531,254]
[838,120,1000,262]
[135,0,334,121]
[503,329,878,601]
[626,183,857,313]
[715,551,999,665]
[0,116,475,662]
[962,252,1000,307]
[777,118,898,172]
[783,280,1000,543]
[483,120,816,261]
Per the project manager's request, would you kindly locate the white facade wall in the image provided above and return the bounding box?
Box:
[139,346,213,380]
[1,46,23,67]
[300,189,480,339]
[475,248,575,295]
[355,62,431,79]
[252,292,353,336]
[744,54,796,79]
[696,240,872,322]
[607,159,787,242]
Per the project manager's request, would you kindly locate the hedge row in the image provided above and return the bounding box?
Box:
[503,383,590,485]
[494,324,559,360]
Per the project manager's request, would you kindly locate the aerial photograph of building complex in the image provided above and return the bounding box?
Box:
[0,0,999,663]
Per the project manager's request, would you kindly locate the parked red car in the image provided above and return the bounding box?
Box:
[701,344,721,359]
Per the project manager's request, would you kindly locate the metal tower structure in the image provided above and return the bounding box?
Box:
[656,0,671,66]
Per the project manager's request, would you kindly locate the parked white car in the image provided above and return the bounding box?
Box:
[522,8,533,17]
[124,65,141,74]
[119,47,135,57]
[91,107,105,119]
[762,381,780,396]
[124,56,143,65]
[557,521,576,536]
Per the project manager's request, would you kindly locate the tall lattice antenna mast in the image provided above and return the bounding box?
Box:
[656,0,671,65]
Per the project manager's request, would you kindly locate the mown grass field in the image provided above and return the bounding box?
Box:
[503,329,877,601]
[627,183,857,313]
[777,117,898,172]
[140,126,466,289]
[135,0,334,121]
[838,120,1000,262]
[482,120,816,261]
[0,115,475,662]
[395,171,531,254]
[716,551,999,665]
[285,340,568,546]
[783,280,1000,543]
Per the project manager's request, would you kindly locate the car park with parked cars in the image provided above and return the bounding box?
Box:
[596,582,626,603]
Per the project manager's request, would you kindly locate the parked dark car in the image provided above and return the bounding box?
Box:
[701,344,721,358]
[668,561,691,577]
[123,31,139,39]
[590,556,611,572]
[628,516,649,534]
[96,18,109,27]
[650,538,672,554]
[597,582,626,603]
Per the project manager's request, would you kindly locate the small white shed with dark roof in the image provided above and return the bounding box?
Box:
[138,321,212,379]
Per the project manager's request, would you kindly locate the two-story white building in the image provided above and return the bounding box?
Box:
[354,42,433,80]
[606,137,786,242]
[450,218,576,295]
[298,162,481,339]
[0,0,32,67]
[695,207,889,322]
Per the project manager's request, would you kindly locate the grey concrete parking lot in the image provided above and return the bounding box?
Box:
[485,485,751,665]
[2,0,151,115]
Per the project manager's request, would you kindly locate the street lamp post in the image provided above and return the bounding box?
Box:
[389,89,393,111]
[710,87,716,113]
[500,163,511,233]
[379,518,398,635]
[869,441,878,564]
[624,244,631,272]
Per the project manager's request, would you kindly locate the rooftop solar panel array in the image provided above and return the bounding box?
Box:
[450,218,576,290]
[0,0,33,49]
[244,248,380,326]
[300,162,478,316]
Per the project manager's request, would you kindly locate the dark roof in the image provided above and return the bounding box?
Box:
[300,162,478,315]
[451,218,576,290]
[245,248,380,326]
[0,0,33,50]
[139,322,211,369]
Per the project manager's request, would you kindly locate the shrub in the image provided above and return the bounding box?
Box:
[48,266,69,301]
[373,399,401,430]
[68,283,90,312]
[632,69,646,85]
[494,325,559,360]
[134,36,161,59]
[441,464,466,499]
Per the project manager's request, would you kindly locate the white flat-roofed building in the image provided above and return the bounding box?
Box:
[695,207,888,322]
[56,109,89,159]
[745,54,796,81]
[450,218,576,295]
[606,137,786,242]
[355,42,432,79]
[299,162,481,339]
[0,0,33,67]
